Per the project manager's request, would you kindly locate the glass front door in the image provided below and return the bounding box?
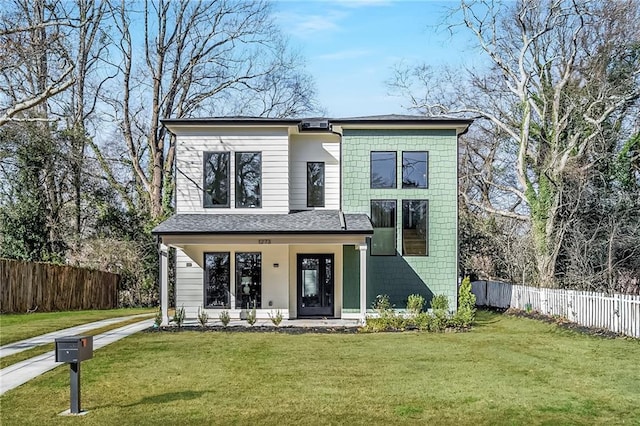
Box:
[297,254,334,317]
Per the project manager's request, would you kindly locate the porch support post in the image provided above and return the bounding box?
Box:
[160,243,170,326]
[358,243,368,324]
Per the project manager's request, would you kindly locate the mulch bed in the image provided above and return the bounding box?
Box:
[143,325,360,334]
[504,308,625,339]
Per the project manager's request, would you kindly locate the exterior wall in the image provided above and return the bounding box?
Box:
[287,244,343,318]
[289,134,340,211]
[342,245,360,313]
[174,128,290,214]
[342,129,459,310]
[175,244,289,318]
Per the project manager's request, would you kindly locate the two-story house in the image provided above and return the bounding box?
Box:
[152,115,471,325]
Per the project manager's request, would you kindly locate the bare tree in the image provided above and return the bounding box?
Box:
[391,0,640,286]
[92,0,319,220]
[0,0,75,126]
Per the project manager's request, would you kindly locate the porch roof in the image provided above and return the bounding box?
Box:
[152,210,373,235]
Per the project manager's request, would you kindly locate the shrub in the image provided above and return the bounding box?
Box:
[413,312,432,331]
[407,294,425,316]
[430,294,450,312]
[154,308,162,327]
[454,276,477,328]
[268,309,283,326]
[218,310,230,327]
[372,294,393,315]
[246,302,257,326]
[172,306,185,328]
[197,306,209,327]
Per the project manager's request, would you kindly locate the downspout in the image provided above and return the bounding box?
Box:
[330,123,343,211]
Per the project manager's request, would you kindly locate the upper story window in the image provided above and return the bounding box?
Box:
[371,200,396,256]
[402,200,428,256]
[402,151,428,188]
[307,162,325,207]
[235,152,262,208]
[370,151,396,189]
[203,152,230,208]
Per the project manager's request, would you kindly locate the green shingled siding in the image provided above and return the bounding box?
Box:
[342,129,458,310]
[342,245,360,312]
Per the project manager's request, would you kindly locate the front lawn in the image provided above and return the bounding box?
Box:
[0,308,155,346]
[1,311,639,425]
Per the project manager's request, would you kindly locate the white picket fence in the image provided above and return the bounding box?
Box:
[471,280,640,338]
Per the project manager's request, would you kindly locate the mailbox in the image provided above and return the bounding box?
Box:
[55,335,93,363]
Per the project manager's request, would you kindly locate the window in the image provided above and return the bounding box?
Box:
[370,151,396,188]
[402,200,428,256]
[402,151,428,188]
[235,252,262,309]
[370,200,396,255]
[204,252,230,308]
[203,152,229,207]
[235,152,262,208]
[307,162,325,207]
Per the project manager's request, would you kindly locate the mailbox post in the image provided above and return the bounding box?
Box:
[54,335,93,414]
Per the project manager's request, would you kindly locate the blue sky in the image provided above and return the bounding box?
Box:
[272,0,480,117]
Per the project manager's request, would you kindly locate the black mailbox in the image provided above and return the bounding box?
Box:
[55,335,93,363]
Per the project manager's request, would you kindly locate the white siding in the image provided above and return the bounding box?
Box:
[175,128,290,214]
[175,244,290,318]
[175,249,204,318]
[289,134,340,211]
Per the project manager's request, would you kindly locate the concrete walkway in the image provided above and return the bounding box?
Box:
[0,313,153,359]
[0,318,154,396]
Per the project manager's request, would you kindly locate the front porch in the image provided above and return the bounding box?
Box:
[152,211,373,326]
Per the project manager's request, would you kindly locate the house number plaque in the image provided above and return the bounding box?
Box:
[258,239,271,244]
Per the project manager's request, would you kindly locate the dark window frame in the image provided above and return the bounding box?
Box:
[402,151,429,189]
[307,161,325,207]
[370,151,397,189]
[402,199,429,256]
[203,151,230,208]
[235,151,262,209]
[235,252,262,309]
[203,252,231,308]
[370,200,397,256]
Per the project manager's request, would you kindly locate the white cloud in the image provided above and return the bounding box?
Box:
[273,10,346,38]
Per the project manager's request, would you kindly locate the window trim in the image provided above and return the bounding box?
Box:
[203,151,230,208]
[402,151,429,189]
[370,199,397,256]
[370,151,397,189]
[203,251,231,309]
[307,161,325,208]
[234,151,262,209]
[402,199,429,256]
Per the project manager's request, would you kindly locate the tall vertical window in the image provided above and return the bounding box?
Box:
[371,200,396,256]
[402,151,428,188]
[203,152,229,207]
[235,152,262,208]
[235,252,262,309]
[307,162,325,207]
[402,200,429,256]
[204,252,230,308]
[370,151,396,188]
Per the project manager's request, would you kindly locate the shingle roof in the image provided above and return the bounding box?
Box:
[152,210,372,235]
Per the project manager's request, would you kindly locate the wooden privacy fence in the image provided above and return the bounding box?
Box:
[0,259,119,313]
[472,280,640,338]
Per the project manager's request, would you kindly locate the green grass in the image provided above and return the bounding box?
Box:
[1,311,639,425]
[0,308,155,346]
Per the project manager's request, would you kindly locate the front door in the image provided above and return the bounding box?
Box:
[297,254,334,317]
